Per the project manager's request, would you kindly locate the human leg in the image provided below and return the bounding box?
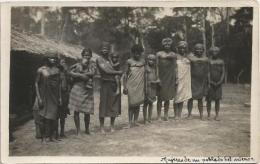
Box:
[143,103,148,124]
[178,102,183,119]
[198,98,203,120]
[187,98,193,119]
[148,103,153,123]
[74,111,80,135]
[99,117,105,134]
[60,117,66,137]
[207,99,212,119]
[164,100,169,121]
[157,100,162,120]
[84,114,90,134]
[110,117,116,132]
[215,100,220,121]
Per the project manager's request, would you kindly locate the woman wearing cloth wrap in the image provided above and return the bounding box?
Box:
[207,46,225,121]
[97,42,122,133]
[35,53,61,142]
[69,48,96,135]
[156,37,177,121]
[123,44,145,127]
[174,41,192,120]
[187,43,209,120]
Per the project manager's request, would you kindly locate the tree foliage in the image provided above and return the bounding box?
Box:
[11,7,253,83]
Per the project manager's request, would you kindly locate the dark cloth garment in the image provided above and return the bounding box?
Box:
[111,61,122,115]
[209,61,224,83]
[38,116,55,138]
[126,59,145,107]
[157,51,177,101]
[207,60,224,101]
[97,56,121,117]
[37,66,60,120]
[188,54,209,99]
[207,84,222,100]
[32,109,42,138]
[58,70,70,119]
[99,80,120,117]
[145,65,157,103]
[68,62,95,114]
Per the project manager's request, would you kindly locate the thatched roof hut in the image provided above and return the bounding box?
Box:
[10,26,98,124]
[12,26,82,59]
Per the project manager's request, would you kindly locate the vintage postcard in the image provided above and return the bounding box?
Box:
[1,0,259,163]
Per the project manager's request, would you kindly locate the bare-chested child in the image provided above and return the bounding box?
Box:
[110,53,121,95]
[207,46,225,121]
[143,54,160,124]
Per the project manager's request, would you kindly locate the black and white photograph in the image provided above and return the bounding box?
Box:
[1,1,259,163]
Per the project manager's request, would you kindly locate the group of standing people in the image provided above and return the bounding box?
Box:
[33,38,225,143]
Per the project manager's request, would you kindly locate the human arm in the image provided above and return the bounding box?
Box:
[97,58,122,75]
[122,61,130,95]
[35,68,43,108]
[155,53,161,86]
[216,61,225,86]
[59,72,62,106]
[68,64,90,81]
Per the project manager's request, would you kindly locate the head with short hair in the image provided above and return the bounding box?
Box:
[209,46,220,58]
[131,44,143,60]
[110,53,119,63]
[46,52,59,66]
[194,43,204,57]
[146,54,156,66]
[162,37,173,50]
[100,42,110,57]
[81,48,92,66]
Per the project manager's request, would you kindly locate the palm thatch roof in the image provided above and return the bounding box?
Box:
[11,26,98,60]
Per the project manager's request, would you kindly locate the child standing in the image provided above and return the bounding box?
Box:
[174,41,192,120]
[156,38,177,121]
[143,54,159,124]
[187,43,209,120]
[110,53,121,96]
[207,46,225,121]
[123,44,145,127]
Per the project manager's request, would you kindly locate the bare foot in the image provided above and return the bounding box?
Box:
[110,127,115,133]
[85,131,91,135]
[164,117,169,121]
[60,134,66,138]
[214,116,220,121]
[186,116,192,120]
[100,128,105,134]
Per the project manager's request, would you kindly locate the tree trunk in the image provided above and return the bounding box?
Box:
[183,17,187,42]
[202,18,207,56]
[40,8,45,35]
[211,24,215,47]
[183,8,187,42]
[224,7,230,83]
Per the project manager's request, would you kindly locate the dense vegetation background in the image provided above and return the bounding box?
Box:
[11,7,252,83]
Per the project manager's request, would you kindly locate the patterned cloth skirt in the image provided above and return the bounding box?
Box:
[69,82,94,114]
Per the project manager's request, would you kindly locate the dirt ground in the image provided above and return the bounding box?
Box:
[9,84,250,156]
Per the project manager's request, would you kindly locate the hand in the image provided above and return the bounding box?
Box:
[59,98,62,106]
[123,88,128,95]
[152,79,161,84]
[117,71,123,75]
[38,98,44,109]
